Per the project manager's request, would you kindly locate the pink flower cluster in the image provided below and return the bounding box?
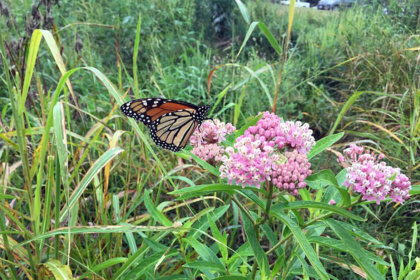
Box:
[219,112,315,195]
[219,136,279,188]
[243,112,315,154]
[190,119,235,162]
[339,144,411,204]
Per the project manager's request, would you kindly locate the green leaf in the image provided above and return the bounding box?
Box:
[257,22,282,56]
[20,30,43,115]
[261,224,283,257]
[308,132,344,160]
[409,185,420,195]
[209,84,232,116]
[235,0,250,24]
[170,183,266,197]
[208,215,228,263]
[214,277,250,280]
[14,224,181,249]
[112,231,171,280]
[330,91,364,135]
[183,261,226,273]
[42,259,74,280]
[78,258,127,279]
[155,276,188,280]
[235,21,281,60]
[308,236,346,252]
[181,150,220,176]
[334,221,384,245]
[308,236,389,266]
[125,249,178,278]
[272,200,363,221]
[183,236,224,269]
[143,237,168,252]
[325,219,385,280]
[405,269,420,280]
[53,102,69,187]
[305,170,351,207]
[270,212,329,280]
[124,231,137,255]
[132,14,141,97]
[236,189,266,210]
[227,242,253,267]
[187,205,230,239]
[144,190,172,227]
[59,147,124,222]
[242,211,270,279]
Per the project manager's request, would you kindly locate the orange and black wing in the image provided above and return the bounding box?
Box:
[120,98,210,151]
[120,98,199,127]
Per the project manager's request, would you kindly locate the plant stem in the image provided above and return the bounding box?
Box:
[253,181,274,230]
[232,195,255,226]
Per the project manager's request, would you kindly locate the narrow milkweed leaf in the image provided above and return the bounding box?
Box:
[183,261,226,273]
[242,211,270,279]
[270,212,329,279]
[183,236,224,269]
[170,183,267,196]
[325,219,385,280]
[125,249,178,278]
[78,258,127,279]
[214,277,250,280]
[271,201,363,221]
[308,132,344,160]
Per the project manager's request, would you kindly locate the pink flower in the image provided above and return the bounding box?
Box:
[219,136,278,188]
[219,112,315,195]
[242,112,315,154]
[329,199,336,205]
[192,144,225,162]
[191,119,235,163]
[271,150,312,195]
[340,144,411,204]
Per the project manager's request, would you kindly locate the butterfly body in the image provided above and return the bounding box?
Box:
[121,98,209,152]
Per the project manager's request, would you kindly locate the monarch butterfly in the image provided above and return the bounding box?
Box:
[120,98,210,152]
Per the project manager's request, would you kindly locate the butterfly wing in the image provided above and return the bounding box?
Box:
[121,98,209,151]
[149,109,200,152]
[120,98,199,127]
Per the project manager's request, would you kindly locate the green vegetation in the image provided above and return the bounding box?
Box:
[0,0,419,279]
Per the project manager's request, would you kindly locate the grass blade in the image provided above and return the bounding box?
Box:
[133,14,141,98]
[235,0,250,24]
[59,147,124,222]
[41,259,74,280]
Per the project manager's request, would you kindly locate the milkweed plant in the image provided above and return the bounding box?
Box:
[171,111,414,279]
